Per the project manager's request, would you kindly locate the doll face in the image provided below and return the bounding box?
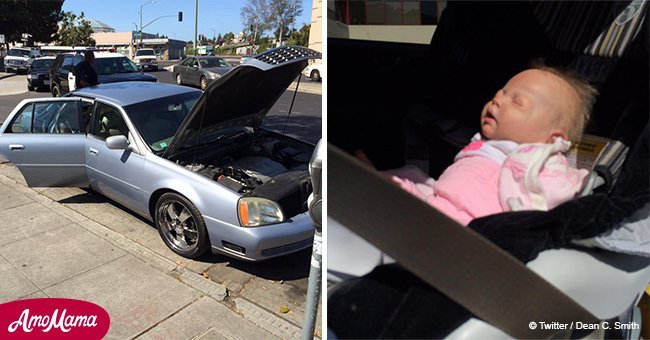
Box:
[480,69,574,143]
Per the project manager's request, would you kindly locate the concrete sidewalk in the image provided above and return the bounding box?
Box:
[0,159,316,339]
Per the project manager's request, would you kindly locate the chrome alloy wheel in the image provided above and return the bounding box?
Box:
[158,200,198,252]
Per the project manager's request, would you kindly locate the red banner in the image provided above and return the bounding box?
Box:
[0,298,110,339]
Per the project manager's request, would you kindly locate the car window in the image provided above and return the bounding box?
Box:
[8,103,35,133]
[124,92,201,152]
[201,58,230,68]
[8,101,81,134]
[181,58,194,67]
[30,59,54,70]
[93,57,139,75]
[8,49,30,58]
[61,57,74,73]
[92,102,129,140]
[136,50,155,56]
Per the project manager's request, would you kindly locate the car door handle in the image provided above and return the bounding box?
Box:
[8,144,24,151]
[89,148,99,156]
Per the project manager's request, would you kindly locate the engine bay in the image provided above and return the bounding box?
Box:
[173,130,314,217]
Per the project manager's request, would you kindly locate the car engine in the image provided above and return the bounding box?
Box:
[179,132,313,218]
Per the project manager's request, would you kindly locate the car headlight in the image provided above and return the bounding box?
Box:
[238,197,284,227]
[26,74,33,79]
[206,72,220,79]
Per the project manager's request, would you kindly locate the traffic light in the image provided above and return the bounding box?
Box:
[178,11,183,22]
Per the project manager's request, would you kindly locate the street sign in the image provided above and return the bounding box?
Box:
[0,34,4,44]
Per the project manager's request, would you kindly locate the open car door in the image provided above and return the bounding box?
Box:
[0,98,88,187]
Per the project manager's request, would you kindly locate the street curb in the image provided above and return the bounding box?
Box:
[0,72,17,81]
[235,297,304,340]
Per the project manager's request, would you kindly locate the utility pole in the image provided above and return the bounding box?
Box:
[140,0,155,48]
[194,0,198,56]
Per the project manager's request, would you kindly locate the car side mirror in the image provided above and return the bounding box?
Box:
[106,135,130,150]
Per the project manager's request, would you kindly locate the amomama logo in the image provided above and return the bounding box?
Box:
[0,298,110,339]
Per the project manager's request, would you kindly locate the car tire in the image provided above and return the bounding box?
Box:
[176,73,182,85]
[51,84,60,97]
[27,84,34,91]
[310,69,321,82]
[200,76,208,91]
[155,192,210,259]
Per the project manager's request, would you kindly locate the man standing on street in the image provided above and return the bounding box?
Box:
[74,50,98,89]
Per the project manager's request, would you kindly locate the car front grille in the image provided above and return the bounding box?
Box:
[7,60,22,66]
[261,237,313,257]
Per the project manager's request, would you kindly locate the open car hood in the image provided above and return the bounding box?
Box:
[163,46,321,159]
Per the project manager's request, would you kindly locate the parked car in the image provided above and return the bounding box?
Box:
[240,55,253,64]
[26,56,55,91]
[49,51,157,97]
[0,46,322,261]
[133,48,159,71]
[302,62,323,82]
[4,47,42,73]
[173,56,234,90]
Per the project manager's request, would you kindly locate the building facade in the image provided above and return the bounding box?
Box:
[92,32,185,60]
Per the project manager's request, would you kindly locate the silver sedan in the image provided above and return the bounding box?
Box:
[173,56,234,90]
[0,46,322,261]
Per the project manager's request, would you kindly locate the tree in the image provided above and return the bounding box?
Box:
[223,32,235,43]
[269,0,302,46]
[0,0,63,49]
[240,0,271,45]
[287,23,310,47]
[57,11,96,46]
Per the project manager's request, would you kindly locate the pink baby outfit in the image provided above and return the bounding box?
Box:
[385,134,588,225]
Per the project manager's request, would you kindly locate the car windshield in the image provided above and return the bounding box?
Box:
[92,57,140,75]
[200,58,230,68]
[124,92,201,152]
[136,50,155,56]
[30,59,54,70]
[8,49,31,58]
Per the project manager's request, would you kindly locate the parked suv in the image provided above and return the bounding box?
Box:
[4,47,42,73]
[133,48,159,71]
[49,51,157,97]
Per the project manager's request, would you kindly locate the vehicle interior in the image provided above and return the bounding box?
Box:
[327,1,649,339]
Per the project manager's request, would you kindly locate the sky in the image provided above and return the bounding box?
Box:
[61,0,314,42]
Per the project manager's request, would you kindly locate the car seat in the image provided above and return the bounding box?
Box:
[98,108,129,138]
[327,0,649,338]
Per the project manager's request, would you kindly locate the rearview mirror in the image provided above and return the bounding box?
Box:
[106,135,130,150]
